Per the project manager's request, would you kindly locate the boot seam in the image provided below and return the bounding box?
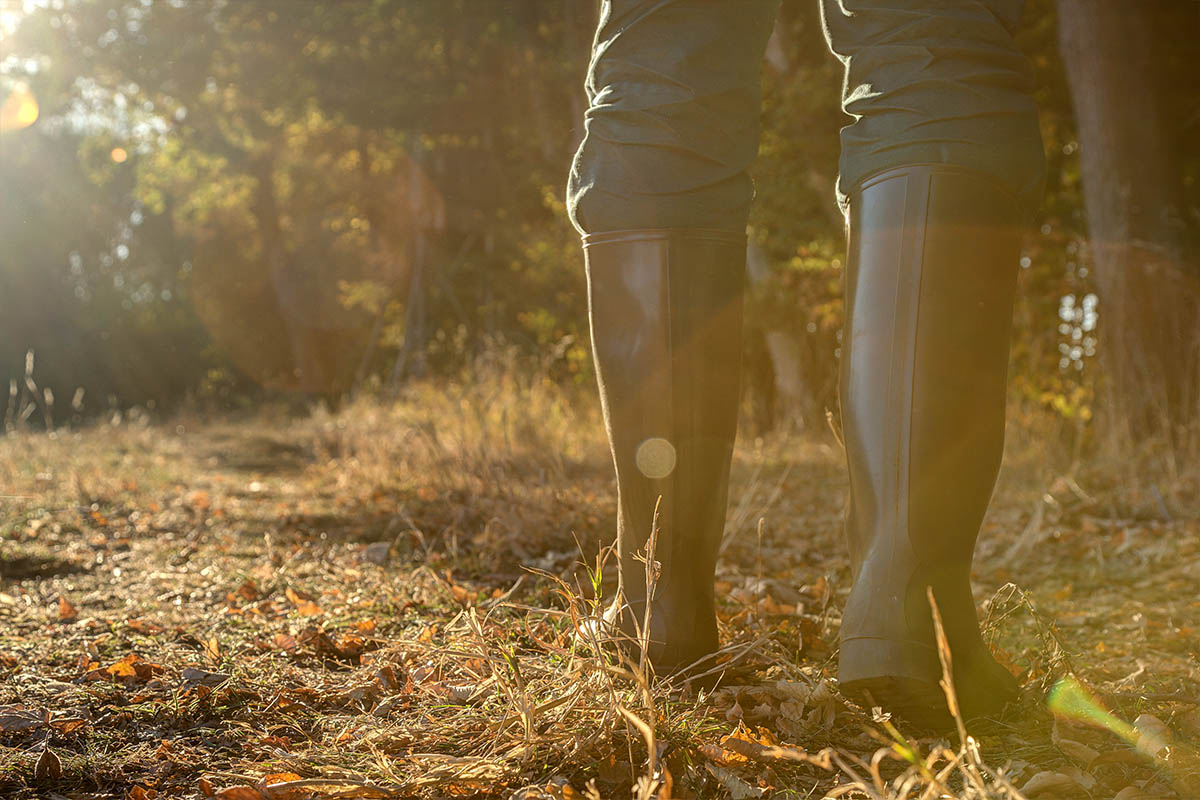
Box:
[582,228,746,247]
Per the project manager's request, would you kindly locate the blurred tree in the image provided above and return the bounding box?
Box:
[1058,0,1200,443]
[2,0,1197,452]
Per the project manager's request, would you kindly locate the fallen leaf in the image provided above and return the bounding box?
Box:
[85,654,165,684]
[285,587,321,616]
[58,596,78,622]
[261,772,303,785]
[49,717,88,734]
[272,633,298,653]
[1112,787,1154,800]
[201,637,222,661]
[1019,771,1085,797]
[215,788,266,800]
[1133,713,1172,758]
[181,667,231,688]
[1052,720,1100,767]
[705,763,762,799]
[0,707,45,733]
[35,748,62,781]
[108,657,139,680]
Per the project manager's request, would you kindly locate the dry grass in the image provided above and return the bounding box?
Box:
[1,365,1199,798]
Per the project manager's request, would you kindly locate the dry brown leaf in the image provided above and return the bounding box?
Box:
[127,785,157,800]
[49,716,88,734]
[201,637,222,661]
[108,657,139,679]
[199,777,215,797]
[1019,771,1085,797]
[705,762,763,799]
[273,633,298,653]
[1112,787,1154,800]
[58,595,78,622]
[0,707,45,733]
[181,667,231,687]
[1052,720,1101,767]
[1133,713,1172,757]
[35,748,62,781]
[215,787,266,800]
[260,772,303,785]
[376,664,400,691]
[258,773,310,800]
[127,619,165,635]
[84,654,165,684]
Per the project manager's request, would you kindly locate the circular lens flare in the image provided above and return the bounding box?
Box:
[0,83,39,133]
[110,147,128,163]
[636,437,677,479]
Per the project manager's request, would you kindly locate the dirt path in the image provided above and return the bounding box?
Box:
[1,393,1198,798]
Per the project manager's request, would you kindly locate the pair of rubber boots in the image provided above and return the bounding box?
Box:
[584,166,1020,729]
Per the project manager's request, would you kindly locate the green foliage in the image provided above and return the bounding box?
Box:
[1,0,1192,432]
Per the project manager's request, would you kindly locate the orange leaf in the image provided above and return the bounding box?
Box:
[198,777,214,797]
[285,587,321,616]
[127,619,164,634]
[58,596,78,622]
[201,637,222,661]
[50,718,87,734]
[261,772,303,785]
[108,654,141,679]
[215,788,266,800]
[284,587,315,603]
[294,601,321,616]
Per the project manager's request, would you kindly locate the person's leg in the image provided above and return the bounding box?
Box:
[821,0,1045,213]
[822,0,1046,725]
[568,0,778,674]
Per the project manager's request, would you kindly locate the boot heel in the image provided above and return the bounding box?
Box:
[838,636,940,687]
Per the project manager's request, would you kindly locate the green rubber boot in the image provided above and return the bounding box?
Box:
[836,166,1023,728]
[584,229,744,676]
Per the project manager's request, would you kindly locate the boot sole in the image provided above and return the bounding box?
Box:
[839,637,1018,730]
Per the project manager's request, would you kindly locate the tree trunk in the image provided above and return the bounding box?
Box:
[1057,0,1200,442]
[746,239,810,431]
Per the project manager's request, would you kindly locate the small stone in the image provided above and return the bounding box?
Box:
[364,541,392,566]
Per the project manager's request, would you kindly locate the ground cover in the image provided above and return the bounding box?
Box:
[1,380,1199,799]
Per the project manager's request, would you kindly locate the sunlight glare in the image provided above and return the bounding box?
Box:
[0,82,39,132]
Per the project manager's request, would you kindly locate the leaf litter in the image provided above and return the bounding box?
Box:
[0,384,1198,798]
